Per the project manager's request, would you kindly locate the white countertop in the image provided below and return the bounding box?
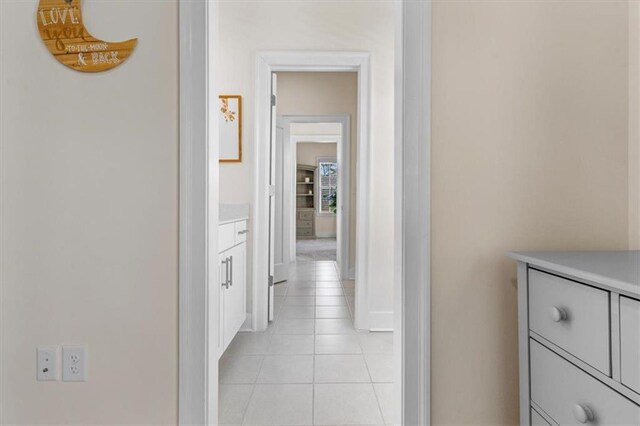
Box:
[219,204,249,225]
[507,251,639,298]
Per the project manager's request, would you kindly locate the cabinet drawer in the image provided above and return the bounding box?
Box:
[297,228,314,237]
[298,220,313,228]
[219,223,235,253]
[621,296,640,394]
[530,339,640,425]
[298,210,314,220]
[531,408,550,425]
[528,269,610,374]
[235,220,248,244]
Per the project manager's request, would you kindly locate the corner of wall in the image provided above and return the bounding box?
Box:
[629,1,640,249]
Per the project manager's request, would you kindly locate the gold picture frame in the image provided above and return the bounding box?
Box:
[219,95,242,162]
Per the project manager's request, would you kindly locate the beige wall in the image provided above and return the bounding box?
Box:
[278,72,357,259]
[297,143,338,236]
[218,0,395,318]
[1,1,178,424]
[630,1,640,249]
[431,1,630,424]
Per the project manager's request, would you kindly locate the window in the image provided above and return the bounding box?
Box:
[317,158,338,215]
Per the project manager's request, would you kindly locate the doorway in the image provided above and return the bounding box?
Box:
[281,115,351,278]
[178,1,432,425]
[253,55,371,333]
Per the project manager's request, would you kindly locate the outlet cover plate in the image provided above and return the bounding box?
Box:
[36,346,59,381]
[62,345,87,382]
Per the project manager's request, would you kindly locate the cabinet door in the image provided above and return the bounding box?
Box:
[223,243,246,350]
[219,253,229,357]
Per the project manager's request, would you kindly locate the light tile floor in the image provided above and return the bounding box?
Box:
[219,260,394,426]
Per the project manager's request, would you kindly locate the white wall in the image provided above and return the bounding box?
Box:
[1,1,178,424]
[297,142,338,237]
[218,1,395,321]
[431,1,631,424]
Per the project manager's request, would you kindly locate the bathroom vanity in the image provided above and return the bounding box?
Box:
[218,205,249,356]
[508,251,640,425]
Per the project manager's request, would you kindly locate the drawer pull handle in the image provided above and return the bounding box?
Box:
[238,230,248,235]
[573,404,594,424]
[550,306,568,322]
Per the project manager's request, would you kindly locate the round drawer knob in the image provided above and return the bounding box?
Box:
[573,404,594,424]
[550,306,568,322]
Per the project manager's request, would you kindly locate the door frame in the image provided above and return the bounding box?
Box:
[281,114,350,279]
[273,118,288,284]
[178,0,219,424]
[178,1,432,424]
[254,52,371,332]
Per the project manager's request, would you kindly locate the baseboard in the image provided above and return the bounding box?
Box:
[369,311,394,331]
[239,314,253,332]
[315,232,337,238]
[348,266,356,280]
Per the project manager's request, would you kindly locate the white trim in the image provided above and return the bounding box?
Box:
[178,0,218,424]
[239,313,254,332]
[315,232,337,238]
[285,115,349,277]
[290,134,341,144]
[369,311,394,331]
[254,57,368,331]
[395,1,432,425]
[316,155,338,217]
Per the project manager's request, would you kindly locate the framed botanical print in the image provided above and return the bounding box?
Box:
[219,95,242,162]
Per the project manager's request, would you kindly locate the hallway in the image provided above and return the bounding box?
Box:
[296,238,337,262]
[219,260,394,425]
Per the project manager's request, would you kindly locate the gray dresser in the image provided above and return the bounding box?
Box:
[508,251,640,425]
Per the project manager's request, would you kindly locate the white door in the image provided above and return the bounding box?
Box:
[273,119,289,283]
[267,73,277,321]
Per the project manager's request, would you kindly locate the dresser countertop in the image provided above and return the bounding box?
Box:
[507,251,639,298]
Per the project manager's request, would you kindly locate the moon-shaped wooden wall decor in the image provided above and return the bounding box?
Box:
[37,0,137,72]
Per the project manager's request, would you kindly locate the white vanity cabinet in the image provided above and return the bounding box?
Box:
[218,218,248,356]
[508,251,640,426]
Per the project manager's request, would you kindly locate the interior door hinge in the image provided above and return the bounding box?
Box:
[269,275,274,287]
[271,94,277,107]
[268,185,276,197]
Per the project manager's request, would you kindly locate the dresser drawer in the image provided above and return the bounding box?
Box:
[297,220,313,228]
[531,408,550,425]
[530,339,640,425]
[297,210,314,220]
[621,296,640,394]
[528,269,610,374]
[297,228,314,237]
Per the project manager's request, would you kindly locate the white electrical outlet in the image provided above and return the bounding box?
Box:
[62,345,87,382]
[36,346,59,381]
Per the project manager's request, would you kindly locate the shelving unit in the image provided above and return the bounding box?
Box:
[296,165,316,239]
